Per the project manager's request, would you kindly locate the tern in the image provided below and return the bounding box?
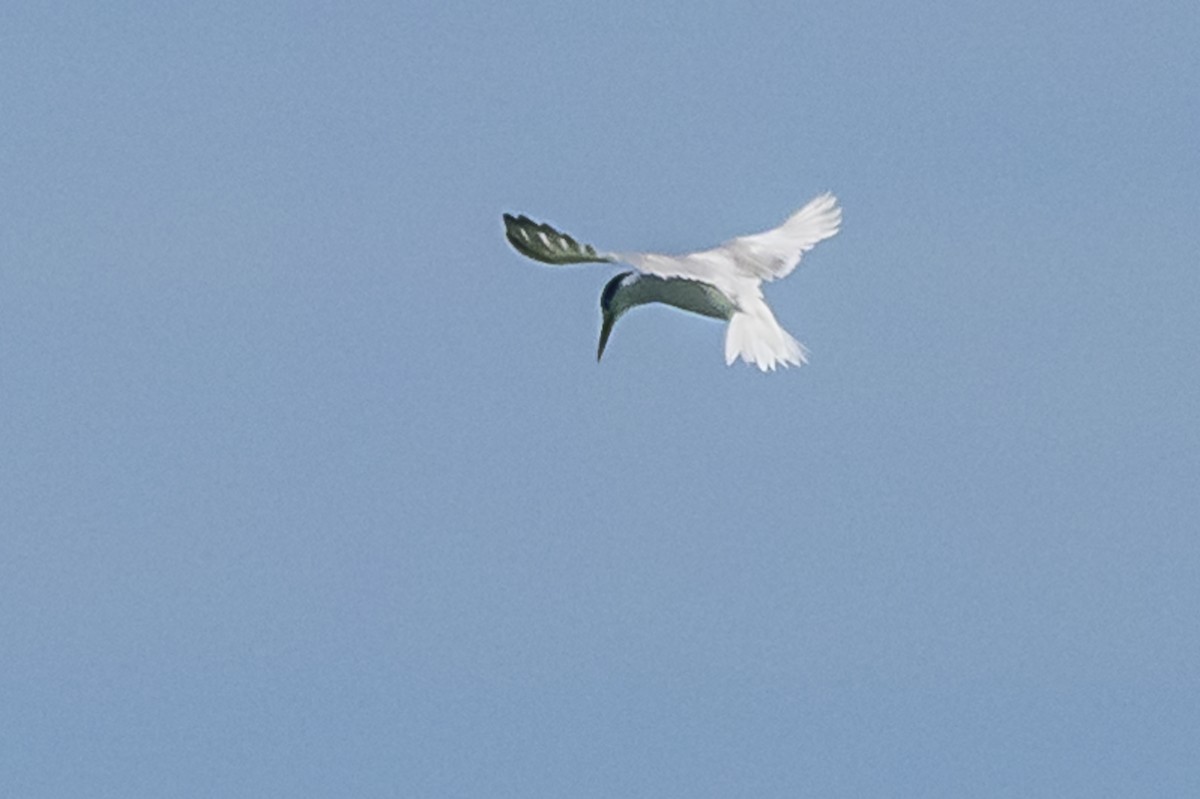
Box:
[503,192,841,371]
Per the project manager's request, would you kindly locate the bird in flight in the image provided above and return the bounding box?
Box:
[503,193,841,371]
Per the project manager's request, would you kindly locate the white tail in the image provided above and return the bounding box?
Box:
[724,298,809,371]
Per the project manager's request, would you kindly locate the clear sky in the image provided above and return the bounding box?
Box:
[3,2,1199,796]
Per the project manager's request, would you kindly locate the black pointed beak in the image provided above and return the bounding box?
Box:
[597,312,616,362]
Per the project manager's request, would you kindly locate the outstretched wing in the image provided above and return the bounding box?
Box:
[704,192,842,282]
[503,212,741,296]
[504,193,840,300]
[503,214,614,265]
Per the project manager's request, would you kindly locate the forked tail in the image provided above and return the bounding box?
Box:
[724,299,809,371]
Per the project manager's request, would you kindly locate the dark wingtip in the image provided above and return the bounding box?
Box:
[502,213,610,265]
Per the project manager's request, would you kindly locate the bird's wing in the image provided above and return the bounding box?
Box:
[503,214,615,265]
[615,249,752,300]
[504,194,839,295]
[701,192,842,282]
[504,212,744,294]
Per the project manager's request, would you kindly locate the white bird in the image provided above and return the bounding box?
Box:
[503,193,841,371]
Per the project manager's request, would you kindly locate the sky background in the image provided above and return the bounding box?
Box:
[3,1,1199,796]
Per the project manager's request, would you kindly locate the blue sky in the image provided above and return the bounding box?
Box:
[3,2,1198,796]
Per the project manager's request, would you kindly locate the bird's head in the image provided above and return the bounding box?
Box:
[597,271,635,362]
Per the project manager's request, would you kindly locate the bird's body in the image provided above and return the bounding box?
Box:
[503,193,841,371]
[602,273,736,322]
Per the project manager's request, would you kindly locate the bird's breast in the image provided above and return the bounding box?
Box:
[633,277,736,320]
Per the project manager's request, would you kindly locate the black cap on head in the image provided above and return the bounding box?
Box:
[600,271,633,311]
